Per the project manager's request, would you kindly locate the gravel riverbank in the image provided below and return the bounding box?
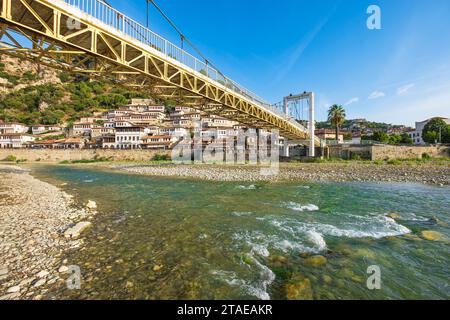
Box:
[112,162,450,186]
[0,165,93,300]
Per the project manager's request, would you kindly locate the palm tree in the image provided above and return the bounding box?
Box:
[327,105,346,142]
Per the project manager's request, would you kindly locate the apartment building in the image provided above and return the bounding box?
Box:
[0,122,29,134]
[31,125,62,135]
[115,125,150,149]
[0,133,35,148]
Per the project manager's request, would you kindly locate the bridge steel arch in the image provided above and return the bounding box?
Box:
[0,0,320,144]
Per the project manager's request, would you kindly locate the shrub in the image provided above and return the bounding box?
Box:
[387,159,402,165]
[422,153,431,160]
[2,155,17,162]
[152,154,170,161]
[373,160,384,165]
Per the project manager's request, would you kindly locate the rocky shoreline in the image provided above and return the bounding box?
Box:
[111,162,450,186]
[0,165,95,300]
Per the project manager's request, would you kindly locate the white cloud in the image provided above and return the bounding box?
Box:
[344,97,359,106]
[397,83,415,96]
[368,91,385,100]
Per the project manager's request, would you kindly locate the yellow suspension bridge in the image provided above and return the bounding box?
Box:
[0,0,323,151]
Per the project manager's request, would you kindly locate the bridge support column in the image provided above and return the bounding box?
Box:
[309,92,315,157]
[283,139,290,158]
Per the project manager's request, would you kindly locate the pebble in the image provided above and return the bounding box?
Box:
[0,266,8,276]
[86,200,97,210]
[33,279,46,287]
[58,266,69,273]
[113,162,450,186]
[36,270,49,278]
[0,165,91,300]
[153,265,163,272]
[7,286,20,293]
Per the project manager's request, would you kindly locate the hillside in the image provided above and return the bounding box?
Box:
[0,55,158,126]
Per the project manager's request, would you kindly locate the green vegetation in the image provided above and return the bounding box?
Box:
[363,132,413,145]
[152,154,171,161]
[327,104,346,141]
[422,118,450,144]
[386,159,402,165]
[2,155,17,162]
[59,156,112,164]
[422,153,431,160]
[0,70,158,126]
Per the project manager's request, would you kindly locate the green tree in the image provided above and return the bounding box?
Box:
[327,104,346,142]
[400,133,413,145]
[423,118,449,144]
[372,131,389,143]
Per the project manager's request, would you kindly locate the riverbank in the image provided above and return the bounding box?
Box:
[109,162,450,186]
[0,165,94,300]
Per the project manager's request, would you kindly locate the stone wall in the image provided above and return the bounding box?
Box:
[371,145,450,161]
[328,144,450,161]
[0,149,171,163]
[328,145,372,160]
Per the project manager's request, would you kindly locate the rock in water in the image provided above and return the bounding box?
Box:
[286,275,313,300]
[64,221,92,239]
[304,255,327,266]
[387,213,401,220]
[153,265,163,272]
[421,230,444,241]
[86,200,97,210]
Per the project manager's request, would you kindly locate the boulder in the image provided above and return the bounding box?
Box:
[64,221,92,239]
[421,230,444,241]
[387,213,401,220]
[286,275,313,300]
[304,255,327,266]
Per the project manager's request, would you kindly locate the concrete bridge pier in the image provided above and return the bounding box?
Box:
[283,139,290,157]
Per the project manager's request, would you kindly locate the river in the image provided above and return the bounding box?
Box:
[33,165,450,300]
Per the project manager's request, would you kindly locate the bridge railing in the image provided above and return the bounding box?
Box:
[59,0,311,135]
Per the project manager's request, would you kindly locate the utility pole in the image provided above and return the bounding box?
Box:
[439,126,442,144]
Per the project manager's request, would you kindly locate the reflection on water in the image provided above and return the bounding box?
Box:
[33,166,450,300]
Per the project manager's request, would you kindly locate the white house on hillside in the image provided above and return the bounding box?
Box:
[0,133,35,148]
[0,123,29,134]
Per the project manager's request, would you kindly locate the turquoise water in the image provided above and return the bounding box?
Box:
[33,166,450,300]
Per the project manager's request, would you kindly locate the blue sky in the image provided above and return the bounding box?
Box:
[106,0,450,126]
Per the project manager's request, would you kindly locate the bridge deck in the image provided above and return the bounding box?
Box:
[0,0,322,145]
